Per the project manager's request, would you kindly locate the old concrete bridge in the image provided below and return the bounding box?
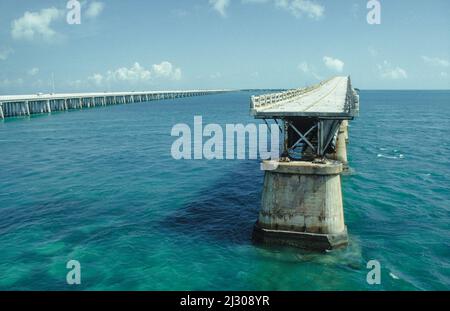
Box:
[0,90,229,119]
[250,76,360,251]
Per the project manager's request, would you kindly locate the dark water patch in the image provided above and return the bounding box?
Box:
[159,160,262,246]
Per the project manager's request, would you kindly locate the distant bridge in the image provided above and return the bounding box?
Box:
[0,89,230,119]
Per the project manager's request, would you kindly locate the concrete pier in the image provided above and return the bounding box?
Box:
[0,89,230,119]
[250,76,359,251]
[253,161,348,250]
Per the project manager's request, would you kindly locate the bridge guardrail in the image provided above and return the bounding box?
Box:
[251,76,359,117]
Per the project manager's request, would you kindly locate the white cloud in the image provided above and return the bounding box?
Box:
[28,68,40,76]
[32,79,48,88]
[88,73,104,85]
[0,78,24,87]
[274,0,324,19]
[421,56,449,68]
[210,0,230,17]
[107,62,152,82]
[86,1,105,19]
[368,46,378,57]
[11,7,62,41]
[84,61,182,86]
[152,61,182,80]
[298,61,322,80]
[440,72,448,78]
[298,62,309,73]
[68,79,85,89]
[210,72,222,79]
[323,56,344,72]
[0,47,13,60]
[377,61,408,80]
[311,71,323,80]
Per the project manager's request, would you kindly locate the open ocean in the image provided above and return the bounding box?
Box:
[0,90,449,290]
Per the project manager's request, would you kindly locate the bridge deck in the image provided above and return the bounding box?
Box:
[251,76,359,119]
[0,89,230,119]
[0,90,228,102]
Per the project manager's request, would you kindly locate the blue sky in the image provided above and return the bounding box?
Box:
[0,0,449,94]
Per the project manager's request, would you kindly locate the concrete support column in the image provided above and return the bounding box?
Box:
[0,104,3,119]
[45,100,51,113]
[333,122,348,169]
[253,161,348,250]
[25,101,30,116]
[340,120,349,143]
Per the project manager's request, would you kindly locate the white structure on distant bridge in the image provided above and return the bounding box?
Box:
[0,90,231,119]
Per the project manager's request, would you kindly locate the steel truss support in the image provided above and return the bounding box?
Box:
[271,118,343,160]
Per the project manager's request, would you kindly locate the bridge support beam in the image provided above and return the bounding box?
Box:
[253,161,348,251]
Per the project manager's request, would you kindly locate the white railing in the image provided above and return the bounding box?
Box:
[344,77,359,115]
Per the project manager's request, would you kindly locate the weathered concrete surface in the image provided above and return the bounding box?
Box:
[342,120,349,143]
[253,160,348,250]
[331,123,348,169]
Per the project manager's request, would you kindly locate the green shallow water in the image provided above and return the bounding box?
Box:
[0,91,449,290]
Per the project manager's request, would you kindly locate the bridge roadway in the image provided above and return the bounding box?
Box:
[250,76,359,119]
[0,89,230,119]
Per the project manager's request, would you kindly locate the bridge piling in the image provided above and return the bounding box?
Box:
[250,76,359,251]
[254,161,348,250]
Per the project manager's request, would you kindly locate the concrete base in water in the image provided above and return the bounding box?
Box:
[253,224,348,251]
[253,161,348,251]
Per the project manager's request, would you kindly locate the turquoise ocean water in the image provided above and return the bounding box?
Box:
[0,91,449,290]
